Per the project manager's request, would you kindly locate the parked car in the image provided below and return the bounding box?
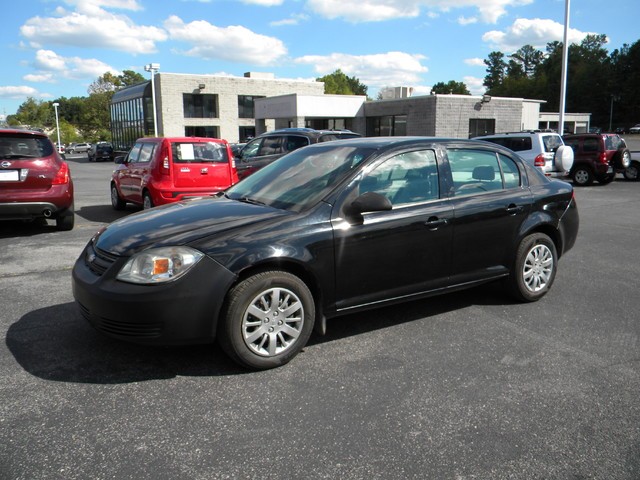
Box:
[110,136,239,210]
[629,124,640,134]
[235,128,361,179]
[562,133,631,185]
[473,131,573,178]
[0,128,74,230]
[88,142,114,162]
[73,136,579,370]
[67,142,91,154]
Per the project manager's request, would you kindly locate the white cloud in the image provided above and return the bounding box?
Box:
[270,14,310,27]
[20,7,167,54]
[463,75,485,95]
[464,57,485,67]
[30,49,120,82]
[240,0,284,5]
[296,51,428,88]
[482,18,597,52]
[306,0,532,23]
[0,86,44,99]
[164,15,287,65]
[457,16,478,25]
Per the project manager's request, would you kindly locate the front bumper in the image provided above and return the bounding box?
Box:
[72,242,237,345]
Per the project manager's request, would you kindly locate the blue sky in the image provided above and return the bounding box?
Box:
[1,0,638,119]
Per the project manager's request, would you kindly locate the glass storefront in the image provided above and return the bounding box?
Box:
[110,81,154,151]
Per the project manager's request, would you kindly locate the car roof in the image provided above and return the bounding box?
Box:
[301,136,510,152]
[136,136,227,143]
[260,128,361,138]
[0,128,48,138]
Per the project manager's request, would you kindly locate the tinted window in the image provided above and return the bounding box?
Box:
[448,149,503,196]
[583,138,599,152]
[0,135,54,158]
[360,150,439,206]
[283,136,309,152]
[171,142,229,164]
[318,133,361,142]
[183,94,218,118]
[485,137,532,152]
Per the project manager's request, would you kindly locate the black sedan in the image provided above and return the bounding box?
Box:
[72,137,579,369]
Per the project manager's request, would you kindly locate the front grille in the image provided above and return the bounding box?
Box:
[86,243,118,276]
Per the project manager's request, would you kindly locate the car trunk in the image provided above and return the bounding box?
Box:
[0,155,59,192]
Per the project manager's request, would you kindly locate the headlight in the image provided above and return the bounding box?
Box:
[117,247,204,284]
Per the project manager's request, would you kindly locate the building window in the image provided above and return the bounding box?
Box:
[183,94,218,118]
[469,118,495,138]
[185,126,220,138]
[366,115,407,136]
[239,126,256,142]
[238,95,264,119]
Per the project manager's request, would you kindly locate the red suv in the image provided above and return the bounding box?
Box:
[111,137,239,210]
[0,128,74,230]
[563,133,631,185]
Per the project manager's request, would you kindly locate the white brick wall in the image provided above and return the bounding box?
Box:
[154,73,325,142]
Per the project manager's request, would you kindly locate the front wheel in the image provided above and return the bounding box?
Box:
[624,162,640,181]
[218,271,315,370]
[508,233,558,302]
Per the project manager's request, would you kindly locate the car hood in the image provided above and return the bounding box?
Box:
[95,196,287,256]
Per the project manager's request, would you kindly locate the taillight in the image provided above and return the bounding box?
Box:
[534,154,545,167]
[598,152,608,164]
[161,156,170,175]
[52,162,70,185]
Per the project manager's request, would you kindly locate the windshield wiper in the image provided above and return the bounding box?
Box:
[237,196,266,206]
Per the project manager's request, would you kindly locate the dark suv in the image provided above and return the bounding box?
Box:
[562,133,631,185]
[235,128,361,179]
[0,128,74,230]
[88,142,114,162]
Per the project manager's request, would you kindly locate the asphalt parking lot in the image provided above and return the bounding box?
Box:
[2,144,640,479]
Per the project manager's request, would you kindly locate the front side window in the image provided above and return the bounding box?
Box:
[183,94,218,118]
[359,150,439,206]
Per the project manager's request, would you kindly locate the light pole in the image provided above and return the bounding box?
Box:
[144,63,160,137]
[52,102,62,152]
[609,95,619,132]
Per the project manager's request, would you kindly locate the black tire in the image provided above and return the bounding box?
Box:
[572,166,594,186]
[55,211,75,231]
[508,233,557,302]
[596,173,615,185]
[623,161,640,181]
[615,149,631,170]
[143,192,154,210]
[218,271,315,370]
[111,184,126,210]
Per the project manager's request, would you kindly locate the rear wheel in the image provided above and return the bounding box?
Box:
[111,184,126,210]
[55,211,75,231]
[508,233,557,302]
[572,166,593,186]
[218,271,315,370]
[143,192,154,210]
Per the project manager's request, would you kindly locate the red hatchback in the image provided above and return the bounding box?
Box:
[0,128,74,230]
[111,137,239,210]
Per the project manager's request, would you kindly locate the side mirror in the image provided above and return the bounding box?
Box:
[114,155,126,164]
[345,191,392,224]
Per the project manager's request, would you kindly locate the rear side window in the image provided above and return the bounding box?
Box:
[583,138,599,152]
[448,149,520,196]
[171,142,229,164]
[483,137,532,152]
[283,136,309,153]
[138,143,155,163]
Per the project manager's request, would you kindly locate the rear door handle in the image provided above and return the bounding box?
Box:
[425,217,448,230]
[506,204,523,215]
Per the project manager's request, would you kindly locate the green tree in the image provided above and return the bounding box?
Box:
[317,69,368,96]
[7,97,53,128]
[509,45,544,77]
[430,80,470,95]
[483,51,506,91]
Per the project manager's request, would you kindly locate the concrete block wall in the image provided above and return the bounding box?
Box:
[155,73,324,142]
[434,96,523,138]
[363,96,437,136]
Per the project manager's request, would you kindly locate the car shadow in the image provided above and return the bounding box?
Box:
[0,219,60,239]
[6,282,512,384]
[76,204,140,224]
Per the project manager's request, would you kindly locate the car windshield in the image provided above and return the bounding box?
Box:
[0,135,53,159]
[226,144,377,212]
